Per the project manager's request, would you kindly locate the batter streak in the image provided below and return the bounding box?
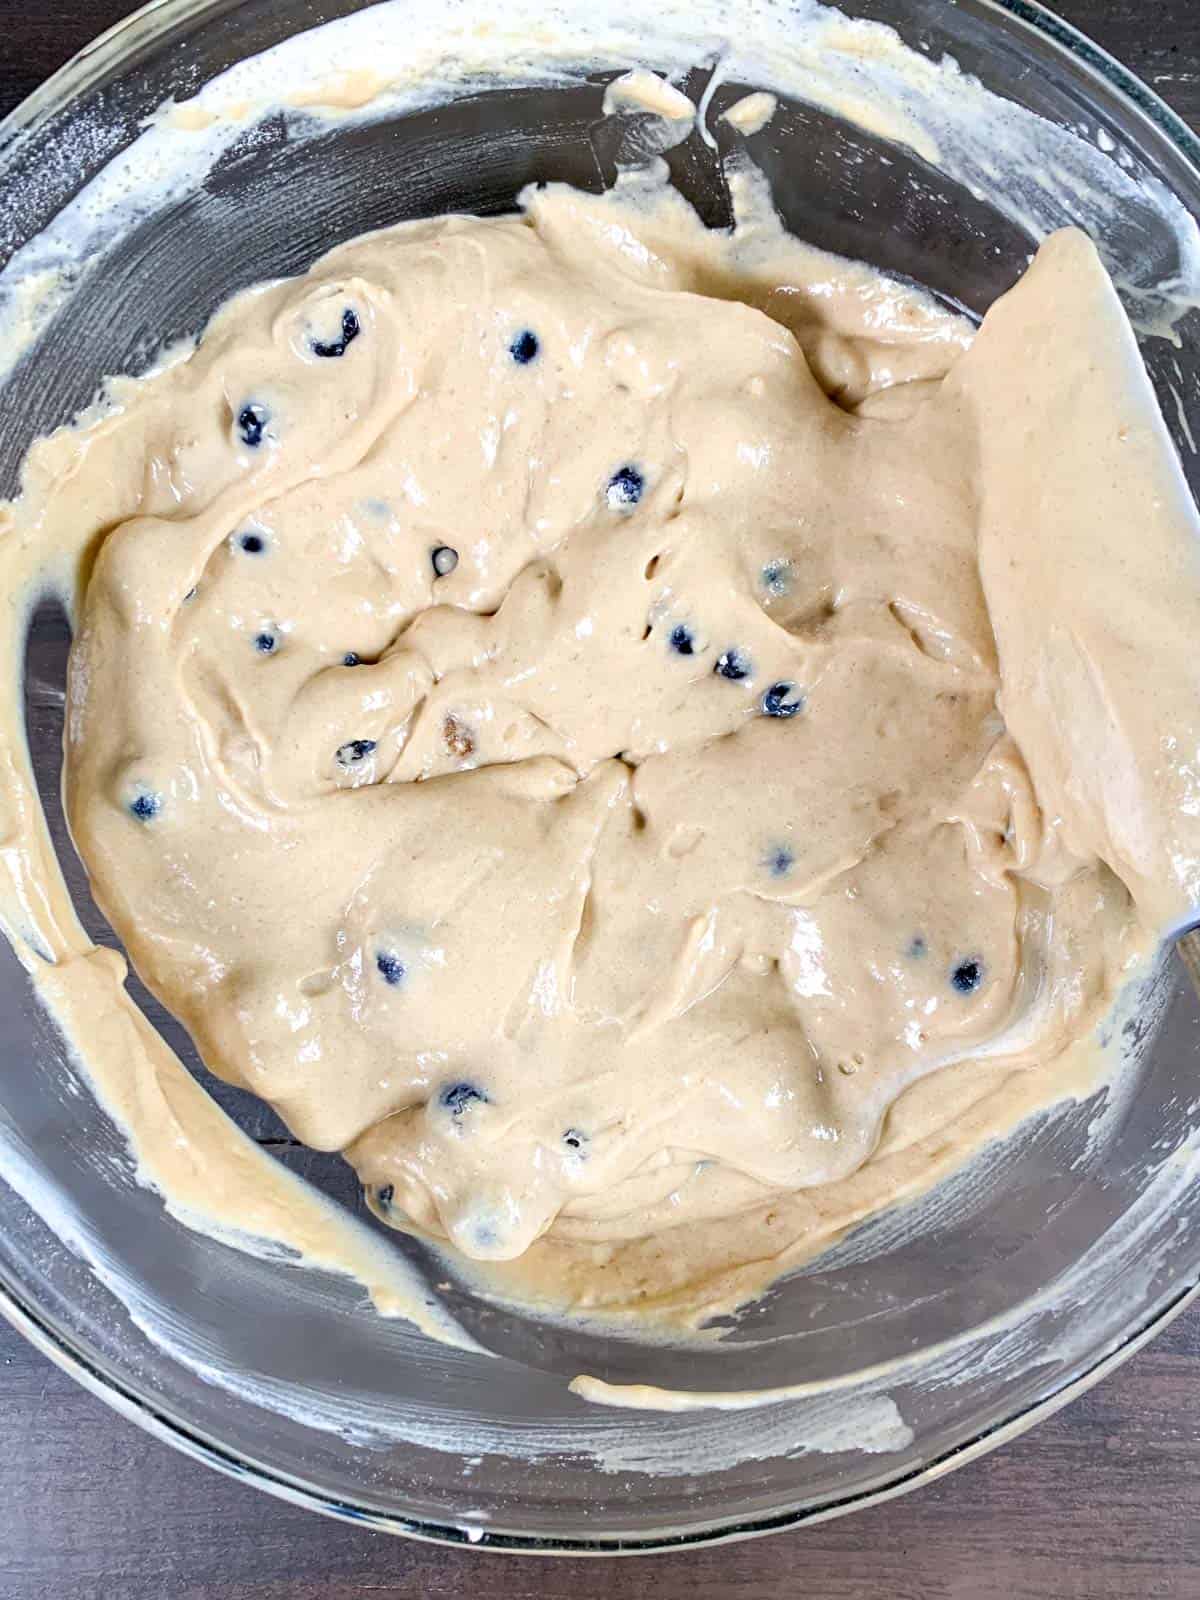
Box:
[11,165,1200,1325]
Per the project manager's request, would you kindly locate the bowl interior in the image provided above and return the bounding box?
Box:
[2,0,1200,1549]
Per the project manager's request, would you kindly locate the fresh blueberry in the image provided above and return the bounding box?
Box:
[440,1081,488,1117]
[375,951,405,986]
[254,632,277,654]
[907,935,928,960]
[129,791,161,822]
[237,403,269,448]
[342,652,361,667]
[765,845,794,878]
[312,307,360,359]
[669,624,695,656]
[337,738,377,766]
[951,958,984,995]
[606,465,644,509]
[375,1183,394,1210]
[562,1127,588,1154]
[762,681,804,718]
[239,531,266,555]
[509,328,539,364]
[715,647,751,681]
[431,545,459,577]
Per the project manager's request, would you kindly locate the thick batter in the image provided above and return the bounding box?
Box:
[13,162,1200,1325]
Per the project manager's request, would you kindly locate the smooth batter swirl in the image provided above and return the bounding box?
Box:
[54,173,1200,1306]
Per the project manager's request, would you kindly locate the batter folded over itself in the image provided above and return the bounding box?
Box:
[15,158,1200,1325]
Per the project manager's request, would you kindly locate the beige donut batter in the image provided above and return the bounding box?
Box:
[10,166,1200,1327]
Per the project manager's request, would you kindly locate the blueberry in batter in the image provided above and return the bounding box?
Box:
[440,1082,488,1117]
[337,738,377,766]
[510,329,539,364]
[311,306,360,359]
[762,682,804,718]
[606,465,644,508]
[715,648,752,681]
[128,791,161,822]
[236,402,268,448]
[375,951,405,986]
[951,958,984,995]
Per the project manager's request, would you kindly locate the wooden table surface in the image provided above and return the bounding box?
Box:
[2,2,1200,1596]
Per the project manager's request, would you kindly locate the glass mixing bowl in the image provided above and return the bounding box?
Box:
[2,0,1200,1553]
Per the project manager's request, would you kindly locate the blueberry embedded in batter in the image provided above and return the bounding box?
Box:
[765,844,795,878]
[509,328,539,364]
[951,958,984,995]
[336,738,377,767]
[605,464,644,508]
[715,647,752,681]
[375,951,405,986]
[761,681,804,718]
[236,402,269,448]
[311,306,360,359]
[440,1082,488,1118]
[760,558,793,597]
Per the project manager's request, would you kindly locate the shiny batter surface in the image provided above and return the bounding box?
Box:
[29,170,1200,1321]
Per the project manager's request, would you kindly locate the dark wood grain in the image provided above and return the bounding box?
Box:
[2,3,1200,1596]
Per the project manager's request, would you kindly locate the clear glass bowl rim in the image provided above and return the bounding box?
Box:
[2,0,1199,1554]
